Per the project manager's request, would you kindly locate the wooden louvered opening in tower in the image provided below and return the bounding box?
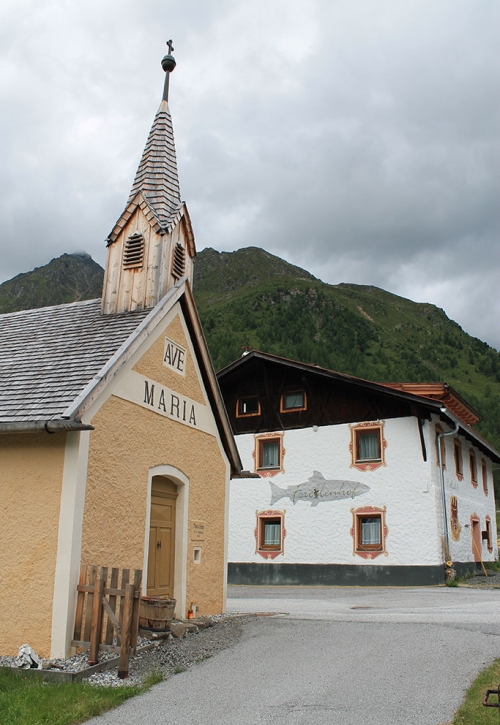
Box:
[172,243,186,280]
[123,233,145,269]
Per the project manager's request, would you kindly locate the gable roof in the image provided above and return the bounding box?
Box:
[379,382,480,426]
[218,350,500,463]
[0,286,242,474]
[218,350,444,408]
[0,299,149,429]
[106,192,195,257]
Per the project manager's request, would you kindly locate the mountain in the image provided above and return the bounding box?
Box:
[192,248,500,455]
[0,253,104,314]
[0,247,499,456]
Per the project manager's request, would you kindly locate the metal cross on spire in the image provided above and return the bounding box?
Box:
[161,40,177,102]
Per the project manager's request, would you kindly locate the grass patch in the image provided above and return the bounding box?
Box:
[452,658,500,724]
[142,670,163,688]
[0,667,143,725]
[172,666,186,675]
[485,560,500,572]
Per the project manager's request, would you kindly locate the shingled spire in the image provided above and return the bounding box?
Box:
[124,103,183,229]
[127,42,182,230]
[101,42,195,315]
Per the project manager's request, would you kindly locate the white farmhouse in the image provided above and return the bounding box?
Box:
[219,351,498,586]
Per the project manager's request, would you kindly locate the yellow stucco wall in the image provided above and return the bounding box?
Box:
[0,433,66,656]
[133,311,205,404]
[82,310,228,616]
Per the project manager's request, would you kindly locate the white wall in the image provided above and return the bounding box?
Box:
[229,417,448,567]
[430,415,498,564]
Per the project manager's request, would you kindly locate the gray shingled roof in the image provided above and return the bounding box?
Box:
[127,99,182,231]
[0,299,149,423]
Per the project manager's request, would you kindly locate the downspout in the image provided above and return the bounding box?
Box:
[437,407,459,562]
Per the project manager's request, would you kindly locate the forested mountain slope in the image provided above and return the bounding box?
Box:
[0,253,103,313]
[193,247,500,453]
[0,246,498,454]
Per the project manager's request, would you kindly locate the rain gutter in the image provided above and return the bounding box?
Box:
[437,407,459,562]
[0,420,94,434]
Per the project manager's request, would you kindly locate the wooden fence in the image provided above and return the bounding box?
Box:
[72,565,142,678]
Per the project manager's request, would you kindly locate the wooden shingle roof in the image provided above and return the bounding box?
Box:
[121,98,183,234]
[0,299,149,425]
[0,286,242,474]
[127,99,182,223]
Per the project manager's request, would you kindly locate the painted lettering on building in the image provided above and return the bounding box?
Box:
[144,381,196,425]
[163,337,186,376]
[270,471,370,507]
[114,370,217,437]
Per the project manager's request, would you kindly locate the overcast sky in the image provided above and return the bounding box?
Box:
[0,0,499,349]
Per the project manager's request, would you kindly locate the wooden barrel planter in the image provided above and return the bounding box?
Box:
[139,596,176,631]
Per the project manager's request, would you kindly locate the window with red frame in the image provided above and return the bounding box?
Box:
[469,449,477,486]
[454,438,463,478]
[482,517,493,552]
[482,460,488,495]
[435,425,446,468]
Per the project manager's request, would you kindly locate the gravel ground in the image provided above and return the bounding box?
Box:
[88,615,256,688]
[0,615,256,688]
[460,568,500,588]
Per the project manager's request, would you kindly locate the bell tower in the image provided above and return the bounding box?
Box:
[101,42,196,315]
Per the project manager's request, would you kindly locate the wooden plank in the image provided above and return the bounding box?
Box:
[105,568,119,645]
[73,565,87,642]
[7,644,159,684]
[118,569,130,632]
[106,588,140,598]
[130,569,143,651]
[3,663,113,684]
[118,583,135,679]
[99,567,108,646]
[83,565,98,644]
[88,575,104,665]
[102,597,121,639]
[72,641,121,654]
[77,585,140,598]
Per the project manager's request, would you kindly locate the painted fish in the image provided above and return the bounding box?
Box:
[270,471,369,506]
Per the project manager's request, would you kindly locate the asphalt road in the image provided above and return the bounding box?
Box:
[90,585,500,725]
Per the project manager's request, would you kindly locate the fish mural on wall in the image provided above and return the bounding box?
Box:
[270,471,370,507]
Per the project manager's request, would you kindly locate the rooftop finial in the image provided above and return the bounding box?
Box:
[161,40,176,102]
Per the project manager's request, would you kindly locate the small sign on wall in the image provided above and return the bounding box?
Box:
[163,337,186,376]
[191,520,208,541]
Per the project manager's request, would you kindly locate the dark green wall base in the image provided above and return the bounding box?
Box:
[228,562,448,586]
[453,561,479,579]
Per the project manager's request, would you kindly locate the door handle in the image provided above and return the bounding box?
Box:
[156,541,161,549]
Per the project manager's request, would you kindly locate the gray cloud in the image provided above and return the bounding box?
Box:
[0,0,498,349]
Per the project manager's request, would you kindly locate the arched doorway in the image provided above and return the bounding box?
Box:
[147,477,178,597]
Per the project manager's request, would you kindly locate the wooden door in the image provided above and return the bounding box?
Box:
[147,478,177,597]
[471,517,481,563]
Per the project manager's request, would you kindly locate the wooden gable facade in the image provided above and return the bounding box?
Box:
[221,351,439,439]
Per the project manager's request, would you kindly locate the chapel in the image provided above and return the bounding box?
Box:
[0,46,241,658]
